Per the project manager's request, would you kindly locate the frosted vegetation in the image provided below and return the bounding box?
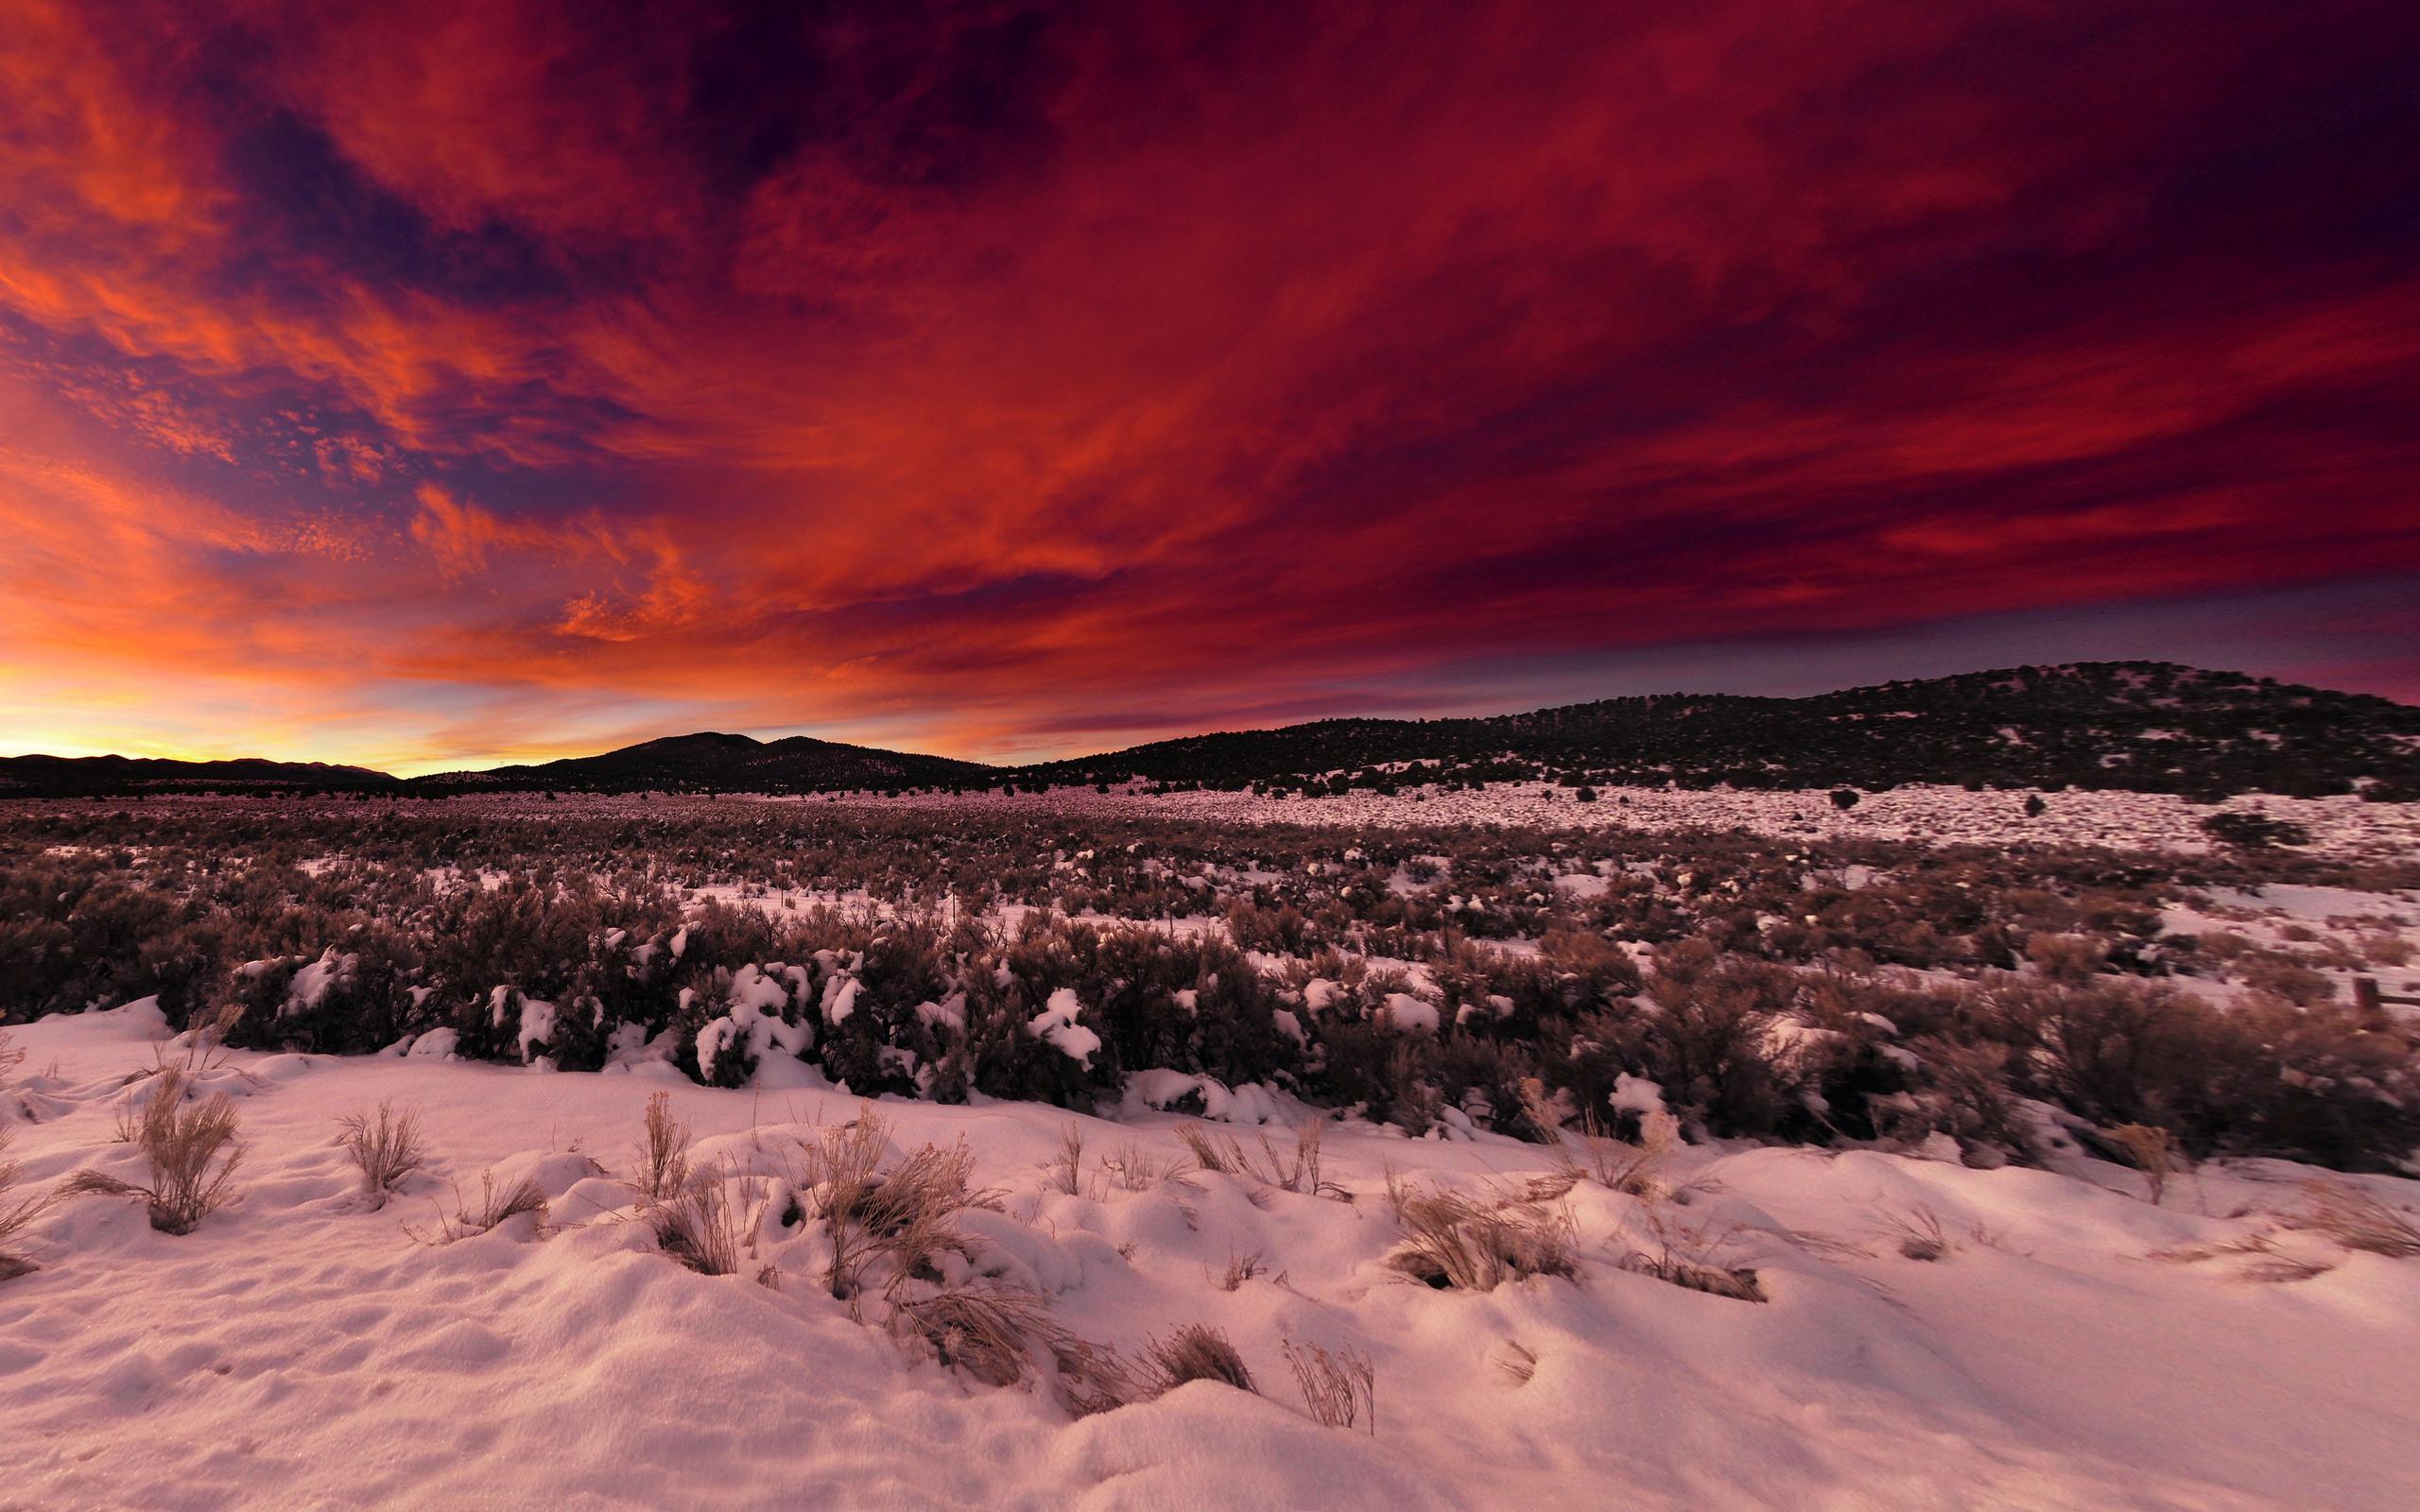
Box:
[3,793,2419,1506]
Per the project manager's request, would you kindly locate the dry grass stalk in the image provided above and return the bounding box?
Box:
[633,1091,693,1203]
[886,1281,1136,1415]
[1,1125,59,1280]
[1047,1123,1085,1194]
[404,1168,549,1245]
[655,1166,754,1276]
[1141,1325,1255,1394]
[2106,1124,2181,1205]
[1496,1341,1538,1385]
[1559,1108,1682,1200]
[64,1069,243,1235]
[1383,1173,1577,1291]
[1620,1207,1767,1302]
[1881,1205,1955,1262]
[1174,1118,1348,1200]
[0,1030,23,1077]
[2286,1178,2420,1258]
[1098,1142,1197,1195]
[1216,1246,1266,1291]
[799,1108,1002,1302]
[128,1002,242,1085]
[2149,1230,2337,1283]
[337,1100,427,1211]
[1172,1121,1236,1174]
[1280,1337,1375,1433]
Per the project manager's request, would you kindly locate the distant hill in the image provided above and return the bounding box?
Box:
[1016,662,2420,800]
[0,753,397,797]
[406,731,990,795]
[7,662,2414,801]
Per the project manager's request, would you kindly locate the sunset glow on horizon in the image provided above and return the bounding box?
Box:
[5,0,2418,774]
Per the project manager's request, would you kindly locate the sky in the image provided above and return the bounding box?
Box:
[3,1,2416,776]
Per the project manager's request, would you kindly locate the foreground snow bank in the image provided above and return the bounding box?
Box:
[5,1005,2420,1511]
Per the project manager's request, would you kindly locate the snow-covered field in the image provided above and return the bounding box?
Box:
[8,1004,2420,1511]
[719,782,2417,864]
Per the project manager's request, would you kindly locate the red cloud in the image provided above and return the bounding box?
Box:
[1,0,2415,767]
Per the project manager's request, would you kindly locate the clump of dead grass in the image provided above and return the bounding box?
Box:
[2107,1124,2183,1205]
[403,1167,549,1245]
[1176,1117,1349,1199]
[337,1100,427,1211]
[1140,1324,1255,1394]
[1,1124,59,1280]
[653,1166,756,1276]
[793,1106,1004,1303]
[632,1091,693,1203]
[2149,1229,2336,1283]
[63,1069,243,1235]
[2284,1177,2420,1258]
[1280,1336,1375,1433]
[1879,1204,1956,1262]
[1619,1205,1767,1302]
[1383,1172,1577,1291]
[1495,1340,1538,1385]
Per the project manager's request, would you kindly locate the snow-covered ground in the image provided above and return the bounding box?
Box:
[8,1005,2420,1510]
[703,782,2418,863]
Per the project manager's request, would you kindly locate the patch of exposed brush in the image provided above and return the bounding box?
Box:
[1382,1172,1577,1291]
[63,1068,243,1235]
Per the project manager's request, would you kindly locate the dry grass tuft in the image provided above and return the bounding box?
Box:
[64,1069,243,1235]
[2285,1177,2420,1258]
[0,1030,22,1078]
[1215,1246,1265,1291]
[633,1091,693,1203]
[1495,1340,1538,1385]
[889,1285,1046,1387]
[1140,1324,1255,1394]
[1880,1205,1955,1262]
[654,1167,753,1276]
[1619,1207,1768,1302]
[2149,1230,2337,1283]
[1383,1173,1577,1291]
[886,1281,1136,1415]
[1046,1123,1085,1195]
[1280,1336,1375,1433]
[1539,1098,1682,1201]
[1175,1117,1349,1200]
[404,1168,549,1245]
[1,1124,59,1280]
[797,1107,1003,1302]
[337,1100,427,1211]
[2106,1124,2182,1205]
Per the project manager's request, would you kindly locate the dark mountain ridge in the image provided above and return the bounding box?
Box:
[5,662,2413,799]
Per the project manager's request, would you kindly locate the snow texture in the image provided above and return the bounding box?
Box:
[6,1003,2420,1508]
